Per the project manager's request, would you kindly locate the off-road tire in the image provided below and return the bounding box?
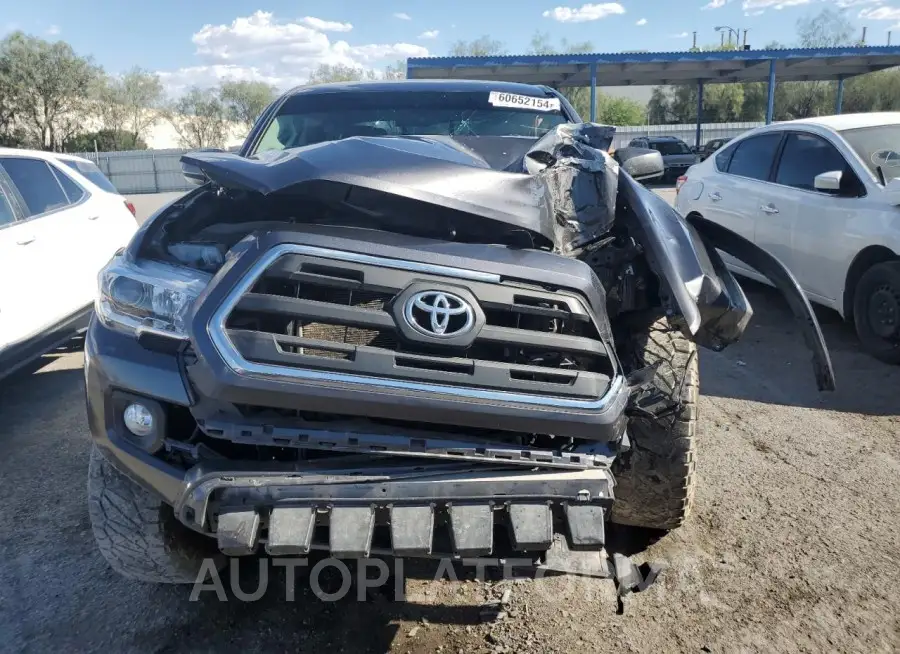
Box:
[88,446,224,583]
[852,261,900,365]
[610,319,699,531]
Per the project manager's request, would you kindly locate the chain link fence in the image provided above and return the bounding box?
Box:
[75,122,764,195]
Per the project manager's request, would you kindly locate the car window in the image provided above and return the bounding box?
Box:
[774,133,849,192]
[51,166,87,204]
[714,141,738,170]
[0,188,15,227]
[725,133,782,181]
[651,140,691,155]
[0,157,70,217]
[839,125,900,180]
[60,159,119,193]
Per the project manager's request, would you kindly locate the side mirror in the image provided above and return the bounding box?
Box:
[814,170,842,192]
[615,147,665,182]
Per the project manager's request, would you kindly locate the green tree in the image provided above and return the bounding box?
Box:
[92,68,162,149]
[220,80,276,130]
[0,31,102,150]
[64,129,148,152]
[595,94,645,125]
[449,35,506,56]
[120,68,164,146]
[307,63,377,85]
[167,86,228,149]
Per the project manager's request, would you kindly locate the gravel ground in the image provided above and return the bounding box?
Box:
[1,188,898,653]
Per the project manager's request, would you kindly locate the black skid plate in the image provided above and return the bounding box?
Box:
[175,463,614,558]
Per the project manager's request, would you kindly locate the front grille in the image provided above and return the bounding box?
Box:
[219,248,614,400]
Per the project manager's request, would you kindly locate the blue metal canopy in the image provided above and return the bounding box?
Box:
[407,46,900,142]
[407,47,900,86]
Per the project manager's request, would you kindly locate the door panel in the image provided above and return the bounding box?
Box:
[0,156,86,330]
[766,132,862,302]
[701,133,783,273]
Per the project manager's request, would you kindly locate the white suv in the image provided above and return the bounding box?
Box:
[0,148,139,378]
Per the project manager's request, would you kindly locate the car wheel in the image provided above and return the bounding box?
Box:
[853,261,900,364]
[88,446,225,583]
[610,318,698,531]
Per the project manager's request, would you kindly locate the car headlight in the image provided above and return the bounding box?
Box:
[97,256,212,339]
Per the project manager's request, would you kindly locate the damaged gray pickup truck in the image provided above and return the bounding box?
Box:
[85,80,834,583]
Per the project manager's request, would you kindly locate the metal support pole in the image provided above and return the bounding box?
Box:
[835,77,845,115]
[766,60,776,125]
[589,63,597,122]
[696,81,704,149]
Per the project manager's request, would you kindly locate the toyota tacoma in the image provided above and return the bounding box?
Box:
[85,80,835,583]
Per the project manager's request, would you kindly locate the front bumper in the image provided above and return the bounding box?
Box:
[85,319,615,558]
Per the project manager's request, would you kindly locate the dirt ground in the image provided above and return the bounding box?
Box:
[1,190,898,653]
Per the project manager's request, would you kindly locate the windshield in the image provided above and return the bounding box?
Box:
[651,141,691,156]
[253,90,568,155]
[840,125,900,180]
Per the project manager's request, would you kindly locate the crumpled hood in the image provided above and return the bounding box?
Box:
[181,136,560,248]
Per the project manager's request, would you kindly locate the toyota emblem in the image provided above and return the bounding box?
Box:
[403,291,475,338]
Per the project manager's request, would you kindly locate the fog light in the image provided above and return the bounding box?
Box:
[124,403,154,437]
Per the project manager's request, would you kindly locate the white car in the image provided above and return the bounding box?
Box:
[675,113,900,364]
[0,148,139,378]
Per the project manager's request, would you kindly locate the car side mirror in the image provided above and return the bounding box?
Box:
[814,170,842,192]
[615,147,665,182]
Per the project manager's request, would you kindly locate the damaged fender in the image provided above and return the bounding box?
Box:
[619,173,834,391]
[687,215,836,392]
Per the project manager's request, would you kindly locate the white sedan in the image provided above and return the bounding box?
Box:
[675,113,900,364]
[0,148,139,378]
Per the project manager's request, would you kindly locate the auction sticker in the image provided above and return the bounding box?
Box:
[489,91,561,112]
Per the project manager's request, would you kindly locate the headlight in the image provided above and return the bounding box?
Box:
[97,256,211,339]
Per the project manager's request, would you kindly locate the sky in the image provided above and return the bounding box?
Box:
[1,0,896,96]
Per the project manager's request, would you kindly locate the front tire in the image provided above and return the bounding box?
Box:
[853,261,900,365]
[87,446,224,583]
[610,319,699,531]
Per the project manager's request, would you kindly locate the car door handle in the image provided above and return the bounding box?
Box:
[708,192,722,201]
[87,215,100,221]
[760,204,779,214]
[16,235,36,246]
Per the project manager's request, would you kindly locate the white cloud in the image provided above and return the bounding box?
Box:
[636,18,648,25]
[670,31,690,38]
[299,16,353,32]
[418,29,440,39]
[542,3,626,22]
[744,9,766,15]
[860,5,900,19]
[46,24,61,36]
[160,11,428,95]
[836,0,883,6]
[157,65,304,97]
[393,12,412,20]
[741,0,810,11]
[703,0,727,9]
